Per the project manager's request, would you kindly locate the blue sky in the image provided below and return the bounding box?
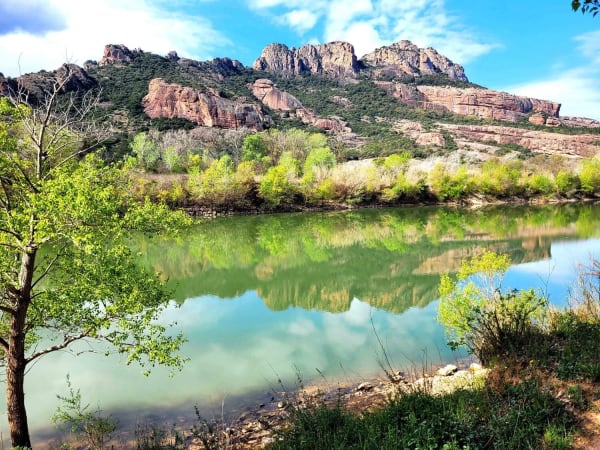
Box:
[1,0,599,119]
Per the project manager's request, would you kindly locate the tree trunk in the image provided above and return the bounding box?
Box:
[6,350,30,449]
[6,247,36,448]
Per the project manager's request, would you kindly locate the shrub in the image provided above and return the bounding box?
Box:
[579,157,600,194]
[555,171,580,196]
[526,173,555,197]
[259,164,297,207]
[438,250,547,364]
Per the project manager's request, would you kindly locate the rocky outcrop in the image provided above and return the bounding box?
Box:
[559,116,600,129]
[250,79,348,132]
[251,79,304,111]
[254,40,468,82]
[362,41,468,82]
[253,42,359,78]
[378,82,560,122]
[0,64,96,103]
[416,86,560,121]
[99,44,138,66]
[441,123,599,157]
[143,78,270,130]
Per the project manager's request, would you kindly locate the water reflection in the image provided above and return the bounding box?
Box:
[7,203,600,445]
[137,203,600,313]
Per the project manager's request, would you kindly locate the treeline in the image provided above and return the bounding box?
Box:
[124,127,600,210]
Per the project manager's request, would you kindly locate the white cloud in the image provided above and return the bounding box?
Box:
[280,9,319,34]
[0,0,231,77]
[246,0,495,65]
[504,69,600,119]
[503,30,600,120]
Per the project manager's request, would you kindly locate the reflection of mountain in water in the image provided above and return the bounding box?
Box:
[134,203,600,314]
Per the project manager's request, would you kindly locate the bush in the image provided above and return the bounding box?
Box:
[555,171,580,196]
[579,157,600,194]
[259,164,297,207]
[438,250,547,364]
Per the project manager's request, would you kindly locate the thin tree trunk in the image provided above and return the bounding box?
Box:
[6,247,36,448]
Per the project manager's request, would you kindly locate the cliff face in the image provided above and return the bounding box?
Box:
[376,82,560,122]
[361,41,468,81]
[254,39,468,82]
[441,123,599,157]
[253,42,359,78]
[143,78,270,130]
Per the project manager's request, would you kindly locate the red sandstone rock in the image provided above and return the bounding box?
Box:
[143,78,270,130]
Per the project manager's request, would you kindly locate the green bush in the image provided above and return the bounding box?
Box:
[259,164,297,207]
[438,251,547,363]
[526,173,555,197]
[555,171,580,196]
[579,157,600,194]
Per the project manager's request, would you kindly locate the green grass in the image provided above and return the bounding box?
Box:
[267,380,577,450]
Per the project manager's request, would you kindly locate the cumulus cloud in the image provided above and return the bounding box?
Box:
[279,9,320,34]
[0,0,231,77]
[0,0,66,35]
[246,0,495,64]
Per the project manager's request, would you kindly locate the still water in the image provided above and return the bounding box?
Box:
[7,204,600,444]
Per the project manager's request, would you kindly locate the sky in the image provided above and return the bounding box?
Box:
[1,0,600,119]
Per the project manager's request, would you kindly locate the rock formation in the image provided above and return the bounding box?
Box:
[362,41,468,82]
[250,79,349,132]
[254,39,467,82]
[251,79,304,111]
[253,42,359,78]
[441,123,599,157]
[99,44,138,66]
[0,64,96,102]
[377,82,560,122]
[143,78,270,130]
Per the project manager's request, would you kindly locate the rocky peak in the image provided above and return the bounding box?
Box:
[99,44,137,66]
[253,41,359,78]
[361,41,468,82]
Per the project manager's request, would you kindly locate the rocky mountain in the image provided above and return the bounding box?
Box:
[2,41,599,159]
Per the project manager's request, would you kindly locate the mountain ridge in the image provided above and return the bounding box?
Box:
[1,40,599,160]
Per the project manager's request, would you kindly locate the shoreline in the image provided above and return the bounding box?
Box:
[179,195,598,219]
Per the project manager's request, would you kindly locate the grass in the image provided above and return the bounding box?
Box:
[265,260,600,450]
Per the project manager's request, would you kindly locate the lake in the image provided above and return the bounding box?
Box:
[7,203,600,446]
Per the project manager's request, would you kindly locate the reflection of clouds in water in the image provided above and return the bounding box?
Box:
[505,239,600,303]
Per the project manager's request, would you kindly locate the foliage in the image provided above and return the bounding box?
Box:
[52,376,118,450]
[438,251,548,363]
[0,77,190,447]
[259,164,297,207]
[579,156,600,194]
[572,0,600,15]
[429,164,473,201]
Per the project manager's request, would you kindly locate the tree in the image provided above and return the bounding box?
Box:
[0,68,189,447]
[572,0,600,15]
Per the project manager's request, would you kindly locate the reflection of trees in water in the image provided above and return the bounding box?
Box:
[134,203,600,313]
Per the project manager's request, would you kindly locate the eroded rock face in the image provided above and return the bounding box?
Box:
[251,79,304,111]
[377,82,560,123]
[416,86,560,121]
[362,41,468,81]
[253,42,359,78]
[143,78,270,130]
[99,44,137,66]
[441,123,599,157]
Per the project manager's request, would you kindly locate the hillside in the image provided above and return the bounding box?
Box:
[2,40,600,162]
